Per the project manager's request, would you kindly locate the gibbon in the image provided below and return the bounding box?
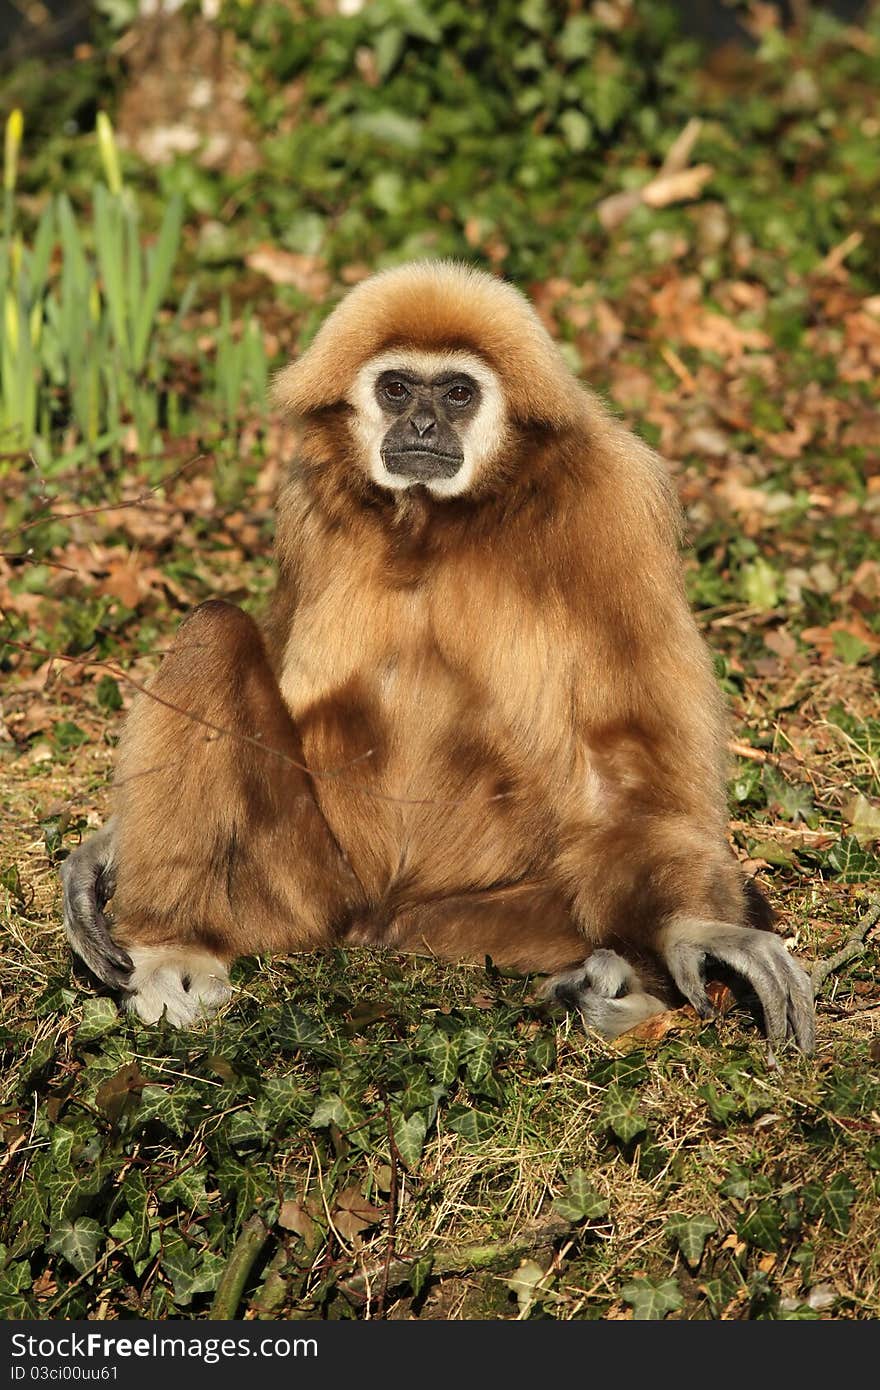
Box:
[62,260,815,1052]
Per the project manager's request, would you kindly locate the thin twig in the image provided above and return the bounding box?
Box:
[1,454,206,542]
[811,895,880,997]
[340,1213,572,1304]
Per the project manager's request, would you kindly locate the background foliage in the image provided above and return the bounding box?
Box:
[1,0,879,1320]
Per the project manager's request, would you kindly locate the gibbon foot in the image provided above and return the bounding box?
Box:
[61,821,132,989]
[124,946,232,1028]
[661,918,815,1054]
[544,949,668,1040]
[62,831,231,1026]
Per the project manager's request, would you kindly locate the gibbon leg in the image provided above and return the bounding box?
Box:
[374,886,670,1039]
[375,883,589,974]
[553,814,816,1052]
[65,601,364,1026]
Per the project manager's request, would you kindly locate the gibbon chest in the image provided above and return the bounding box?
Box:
[278,564,577,901]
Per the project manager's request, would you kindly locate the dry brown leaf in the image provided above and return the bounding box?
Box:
[660,117,703,176]
[246,246,331,299]
[764,628,798,660]
[642,163,714,209]
[801,616,880,659]
[597,188,643,232]
[844,792,880,847]
[98,557,154,610]
[279,1199,317,1245]
[332,1186,385,1242]
[705,980,737,1014]
[850,560,880,600]
[614,1006,702,1049]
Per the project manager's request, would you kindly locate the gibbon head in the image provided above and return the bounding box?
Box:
[273,260,587,500]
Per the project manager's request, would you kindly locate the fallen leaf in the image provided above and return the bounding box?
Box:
[614,1006,702,1049]
[801,617,880,660]
[331,1186,385,1242]
[641,163,714,209]
[279,1199,317,1245]
[245,246,331,299]
[844,793,880,847]
[95,1063,147,1122]
[764,628,798,660]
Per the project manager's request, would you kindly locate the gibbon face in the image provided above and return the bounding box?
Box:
[347,349,508,497]
[271,260,587,504]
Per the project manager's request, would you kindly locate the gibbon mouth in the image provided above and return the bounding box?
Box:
[382,448,463,480]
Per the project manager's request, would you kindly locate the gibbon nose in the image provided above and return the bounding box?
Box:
[410,413,436,437]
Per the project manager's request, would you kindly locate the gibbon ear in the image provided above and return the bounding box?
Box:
[271,259,586,429]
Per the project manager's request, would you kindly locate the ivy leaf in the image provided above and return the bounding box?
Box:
[446,1105,498,1144]
[720,1164,762,1200]
[10,1178,49,1234]
[310,1092,366,1136]
[526,1031,557,1073]
[276,1007,331,1056]
[0,1260,33,1318]
[157,1166,209,1213]
[467,1067,506,1106]
[699,1083,738,1125]
[392,1110,428,1170]
[738,1202,784,1253]
[225,1108,267,1154]
[47,1218,103,1275]
[122,1171,151,1261]
[44,1163,86,1224]
[621,1276,682,1320]
[553,1169,609,1223]
[802,1173,857,1235]
[398,1068,436,1118]
[160,1232,196,1306]
[215,1159,274,1225]
[601,1084,647,1143]
[420,1030,460,1086]
[50,1127,74,1169]
[762,765,816,825]
[666,1213,717,1267]
[190,1250,226,1297]
[136,1084,196,1138]
[826,837,880,884]
[0,1261,31,1297]
[407,1254,434,1299]
[700,1274,735,1314]
[259,1075,307,1125]
[458,1029,495,1083]
[76,997,120,1043]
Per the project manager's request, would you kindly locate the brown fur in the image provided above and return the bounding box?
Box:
[110,260,753,990]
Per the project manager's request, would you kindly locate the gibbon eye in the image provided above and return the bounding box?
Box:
[383,380,410,403]
[446,384,472,407]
